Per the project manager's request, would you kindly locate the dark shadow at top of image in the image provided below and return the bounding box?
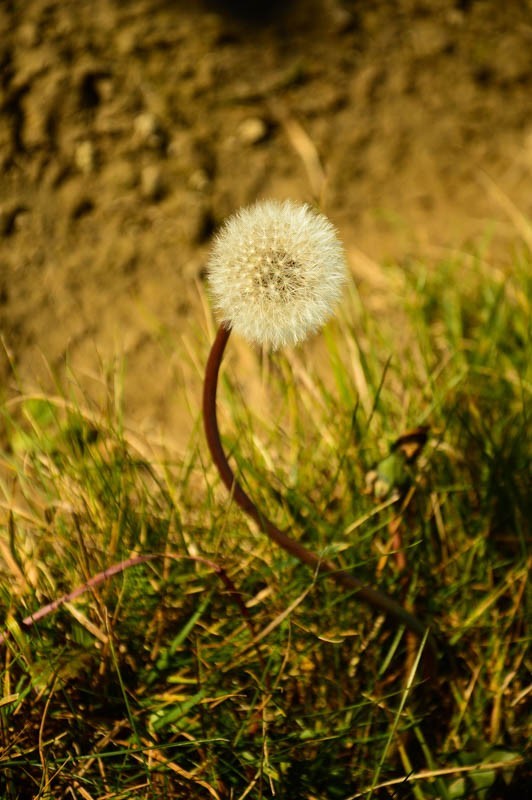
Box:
[200,0,297,25]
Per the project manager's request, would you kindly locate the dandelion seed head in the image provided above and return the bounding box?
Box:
[207,200,347,349]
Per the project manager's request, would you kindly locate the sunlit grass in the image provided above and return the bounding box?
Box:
[0,241,530,798]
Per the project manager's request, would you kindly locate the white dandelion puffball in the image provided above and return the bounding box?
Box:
[207,200,347,349]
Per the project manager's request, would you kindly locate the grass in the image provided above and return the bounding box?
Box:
[0,240,530,799]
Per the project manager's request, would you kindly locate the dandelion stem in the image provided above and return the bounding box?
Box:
[203,324,439,668]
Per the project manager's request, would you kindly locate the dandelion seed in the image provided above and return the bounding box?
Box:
[207,199,347,349]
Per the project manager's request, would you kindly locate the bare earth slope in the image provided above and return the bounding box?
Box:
[1,0,531,447]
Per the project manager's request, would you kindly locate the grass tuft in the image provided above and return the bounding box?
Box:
[1,243,530,798]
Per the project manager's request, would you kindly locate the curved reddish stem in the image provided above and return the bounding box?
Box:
[203,325,438,660]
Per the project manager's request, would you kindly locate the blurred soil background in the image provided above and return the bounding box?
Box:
[1,0,531,450]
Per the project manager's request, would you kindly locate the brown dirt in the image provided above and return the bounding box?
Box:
[1,0,531,450]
